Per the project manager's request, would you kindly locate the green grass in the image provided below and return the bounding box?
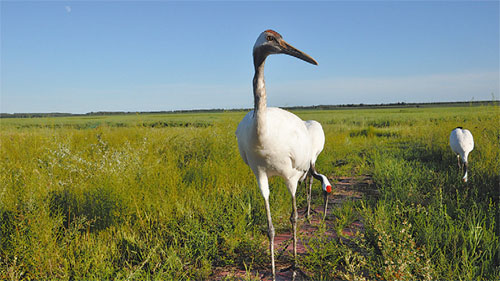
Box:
[1,105,498,280]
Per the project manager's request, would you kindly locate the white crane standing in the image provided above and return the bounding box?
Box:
[235,30,331,279]
[304,120,331,220]
[449,127,474,182]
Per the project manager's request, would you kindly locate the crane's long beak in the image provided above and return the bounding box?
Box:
[281,40,318,65]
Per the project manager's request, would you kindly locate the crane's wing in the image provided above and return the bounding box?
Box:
[304,120,325,163]
[462,129,474,152]
[235,111,254,165]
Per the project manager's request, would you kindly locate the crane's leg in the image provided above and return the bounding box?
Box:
[290,193,298,268]
[463,161,469,182]
[457,155,461,170]
[286,179,299,271]
[302,175,308,215]
[323,191,328,220]
[264,198,276,279]
[306,173,314,220]
[255,171,275,280]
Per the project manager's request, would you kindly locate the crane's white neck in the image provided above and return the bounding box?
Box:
[253,61,267,113]
[311,170,332,193]
[319,174,332,193]
[253,54,268,133]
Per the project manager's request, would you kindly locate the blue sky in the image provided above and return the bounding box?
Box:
[1,1,499,113]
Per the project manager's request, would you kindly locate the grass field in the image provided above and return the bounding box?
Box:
[1,105,499,280]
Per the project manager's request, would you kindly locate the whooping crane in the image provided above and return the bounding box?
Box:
[235,29,330,279]
[304,120,332,220]
[449,127,474,182]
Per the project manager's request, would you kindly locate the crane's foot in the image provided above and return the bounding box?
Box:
[281,264,293,272]
[299,208,309,216]
[276,237,292,259]
[280,264,307,280]
[262,271,274,279]
[310,208,320,214]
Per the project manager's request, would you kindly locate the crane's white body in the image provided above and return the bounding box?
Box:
[449,127,474,163]
[449,127,474,182]
[237,107,311,198]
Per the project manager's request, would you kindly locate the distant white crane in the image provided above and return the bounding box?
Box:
[304,120,331,220]
[235,30,330,279]
[449,127,474,182]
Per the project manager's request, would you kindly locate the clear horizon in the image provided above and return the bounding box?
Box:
[1,100,498,115]
[1,1,499,114]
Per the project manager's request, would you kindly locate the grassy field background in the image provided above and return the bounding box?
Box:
[1,105,499,280]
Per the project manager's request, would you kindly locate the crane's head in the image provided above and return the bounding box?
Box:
[253,29,318,66]
[317,174,332,193]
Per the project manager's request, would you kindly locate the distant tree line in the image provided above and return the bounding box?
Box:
[1,100,498,118]
[284,100,499,111]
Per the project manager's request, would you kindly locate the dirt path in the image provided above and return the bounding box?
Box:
[213,175,375,280]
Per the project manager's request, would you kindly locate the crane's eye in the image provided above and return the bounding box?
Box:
[266,35,273,41]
